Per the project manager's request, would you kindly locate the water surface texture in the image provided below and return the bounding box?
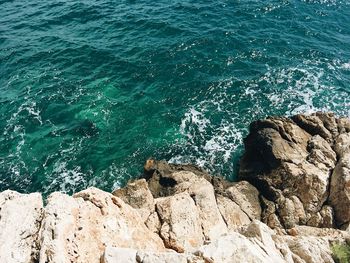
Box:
[1,0,350,195]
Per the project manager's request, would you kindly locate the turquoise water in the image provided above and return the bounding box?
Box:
[1,0,350,195]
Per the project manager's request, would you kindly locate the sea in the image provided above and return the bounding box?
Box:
[1,0,350,195]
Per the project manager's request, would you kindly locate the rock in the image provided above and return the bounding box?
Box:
[136,250,190,263]
[216,194,251,230]
[39,187,165,263]
[260,195,284,229]
[0,191,43,263]
[102,246,193,263]
[329,133,350,228]
[292,114,333,142]
[172,172,228,241]
[224,181,261,221]
[102,247,137,263]
[194,227,286,263]
[113,179,155,222]
[239,113,348,229]
[156,192,203,252]
[145,211,161,234]
[242,220,287,262]
[280,236,334,263]
[1,112,350,263]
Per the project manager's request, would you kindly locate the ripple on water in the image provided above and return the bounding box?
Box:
[0,0,349,194]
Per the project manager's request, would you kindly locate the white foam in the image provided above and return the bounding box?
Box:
[173,59,350,177]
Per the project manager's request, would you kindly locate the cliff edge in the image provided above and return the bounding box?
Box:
[0,112,349,263]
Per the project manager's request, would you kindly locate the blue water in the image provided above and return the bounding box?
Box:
[1,0,350,195]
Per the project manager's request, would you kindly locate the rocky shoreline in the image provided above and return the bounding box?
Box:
[1,112,349,263]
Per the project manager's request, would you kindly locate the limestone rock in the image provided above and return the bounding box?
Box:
[156,192,203,252]
[113,179,155,222]
[239,112,348,229]
[216,194,251,230]
[329,133,350,228]
[102,246,193,263]
[39,187,165,263]
[0,191,43,263]
[280,236,334,263]
[225,181,261,221]
[102,247,137,263]
[194,231,286,263]
[172,172,228,241]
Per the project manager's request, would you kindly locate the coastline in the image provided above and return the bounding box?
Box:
[1,112,349,263]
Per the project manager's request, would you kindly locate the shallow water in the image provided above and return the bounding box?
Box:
[1,0,350,195]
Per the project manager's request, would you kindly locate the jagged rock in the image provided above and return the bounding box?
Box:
[240,112,349,229]
[194,222,287,263]
[136,250,191,263]
[1,112,350,263]
[171,171,228,241]
[102,247,137,263]
[280,236,334,263]
[156,192,203,252]
[216,194,251,230]
[0,191,43,263]
[39,187,165,263]
[242,220,289,262]
[145,211,161,234]
[224,181,261,221]
[329,133,350,228]
[112,179,155,222]
[102,246,195,263]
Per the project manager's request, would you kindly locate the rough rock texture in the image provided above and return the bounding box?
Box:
[0,191,43,263]
[1,112,350,263]
[240,112,350,229]
[39,187,164,263]
[112,179,154,222]
[156,192,203,252]
[329,133,350,229]
[102,246,192,263]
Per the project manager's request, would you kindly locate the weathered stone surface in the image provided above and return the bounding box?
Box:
[194,227,286,263]
[280,236,334,263]
[225,181,261,221]
[102,246,193,263]
[216,194,251,230]
[329,133,350,228]
[156,192,203,252]
[136,250,190,263]
[0,191,43,263]
[113,179,155,222]
[39,187,165,263]
[172,172,228,241]
[102,247,137,263]
[239,112,349,229]
[1,112,350,263]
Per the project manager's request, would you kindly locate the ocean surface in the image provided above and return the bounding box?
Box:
[1,0,350,195]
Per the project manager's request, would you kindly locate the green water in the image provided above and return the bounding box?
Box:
[1,0,350,195]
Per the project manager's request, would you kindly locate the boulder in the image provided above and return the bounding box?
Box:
[216,194,251,230]
[156,192,203,252]
[280,236,334,263]
[224,181,261,221]
[0,191,43,263]
[101,246,194,263]
[112,179,155,222]
[39,187,165,263]
[172,172,228,240]
[239,113,348,229]
[329,133,350,228]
